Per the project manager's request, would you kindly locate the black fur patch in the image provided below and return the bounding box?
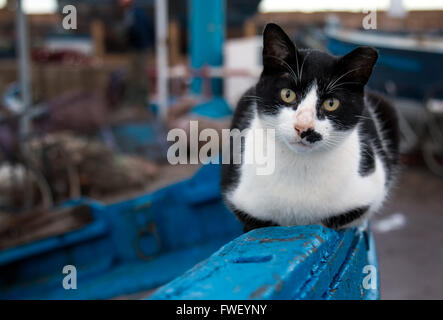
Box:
[233,208,277,233]
[221,88,255,194]
[322,206,370,229]
[359,139,376,176]
[301,129,323,143]
[365,91,400,182]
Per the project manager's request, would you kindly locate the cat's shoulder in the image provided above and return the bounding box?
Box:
[364,90,399,141]
[221,87,257,193]
[231,87,257,131]
[364,90,398,122]
[362,89,400,178]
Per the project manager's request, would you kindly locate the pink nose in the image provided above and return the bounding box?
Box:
[294,110,314,134]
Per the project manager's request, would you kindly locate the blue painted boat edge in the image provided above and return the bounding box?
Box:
[0,198,109,267]
[149,225,377,300]
[364,231,380,300]
[0,163,243,299]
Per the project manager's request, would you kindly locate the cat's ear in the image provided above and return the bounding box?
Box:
[338,47,378,85]
[262,23,296,67]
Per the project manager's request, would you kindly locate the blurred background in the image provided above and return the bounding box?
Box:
[0,0,442,299]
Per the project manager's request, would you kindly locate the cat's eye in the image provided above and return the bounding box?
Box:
[323,98,340,111]
[280,88,296,103]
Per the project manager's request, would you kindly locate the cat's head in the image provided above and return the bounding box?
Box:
[255,23,378,153]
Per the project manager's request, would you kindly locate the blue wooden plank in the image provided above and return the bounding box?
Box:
[323,231,370,299]
[150,226,379,300]
[363,232,379,300]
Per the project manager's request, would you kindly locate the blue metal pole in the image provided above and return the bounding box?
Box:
[189,0,225,96]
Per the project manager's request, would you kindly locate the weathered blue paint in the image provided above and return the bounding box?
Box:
[0,163,243,299]
[150,225,379,300]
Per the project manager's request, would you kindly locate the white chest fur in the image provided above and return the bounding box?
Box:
[227,115,387,226]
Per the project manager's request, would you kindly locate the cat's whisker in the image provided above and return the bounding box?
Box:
[242,95,264,103]
[243,95,263,99]
[326,67,365,92]
[295,51,301,83]
[355,115,373,121]
[326,81,361,94]
[299,50,312,83]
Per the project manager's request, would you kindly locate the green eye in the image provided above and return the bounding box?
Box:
[323,98,340,111]
[280,88,296,103]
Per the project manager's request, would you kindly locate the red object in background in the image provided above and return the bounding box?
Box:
[118,0,133,8]
[31,48,91,65]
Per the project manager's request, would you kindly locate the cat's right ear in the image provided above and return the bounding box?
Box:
[262,23,296,68]
[338,46,378,85]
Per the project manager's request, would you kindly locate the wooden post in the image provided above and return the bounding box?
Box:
[91,19,105,60]
[243,19,257,37]
[168,19,181,65]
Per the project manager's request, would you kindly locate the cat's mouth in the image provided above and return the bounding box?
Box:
[289,140,312,148]
[298,141,313,149]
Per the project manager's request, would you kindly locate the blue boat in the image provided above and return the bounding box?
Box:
[0,163,242,299]
[325,27,443,100]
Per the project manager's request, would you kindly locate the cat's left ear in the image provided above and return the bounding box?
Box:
[338,47,378,85]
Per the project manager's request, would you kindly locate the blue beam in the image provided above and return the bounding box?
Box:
[150,225,380,300]
[189,0,225,95]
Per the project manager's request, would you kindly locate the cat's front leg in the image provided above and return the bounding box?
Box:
[232,208,277,233]
[321,206,370,229]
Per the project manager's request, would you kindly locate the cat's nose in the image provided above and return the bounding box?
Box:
[294,110,314,134]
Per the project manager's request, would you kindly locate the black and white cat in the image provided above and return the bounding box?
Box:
[221,23,400,232]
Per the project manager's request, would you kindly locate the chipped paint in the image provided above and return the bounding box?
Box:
[249,285,269,299]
